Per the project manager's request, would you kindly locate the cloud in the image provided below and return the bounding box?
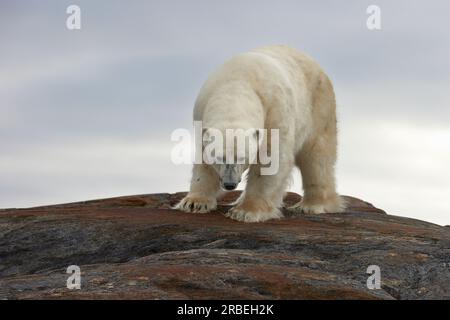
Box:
[336,120,450,226]
[0,138,190,208]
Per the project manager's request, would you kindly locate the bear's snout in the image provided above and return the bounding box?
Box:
[223,182,237,191]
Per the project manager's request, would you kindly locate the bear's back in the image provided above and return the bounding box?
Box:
[194,45,327,121]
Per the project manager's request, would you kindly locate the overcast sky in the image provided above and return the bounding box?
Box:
[1,0,449,225]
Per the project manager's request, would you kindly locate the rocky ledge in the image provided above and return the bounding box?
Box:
[0,192,449,300]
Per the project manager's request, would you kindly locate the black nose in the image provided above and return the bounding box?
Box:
[223,183,237,190]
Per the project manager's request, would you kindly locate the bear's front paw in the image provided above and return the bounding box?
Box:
[289,197,345,215]
[225,199,283,222]
[174,194,217,213]
[289,201,326,214]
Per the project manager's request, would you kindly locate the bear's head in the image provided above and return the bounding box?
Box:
[202,127,259,191]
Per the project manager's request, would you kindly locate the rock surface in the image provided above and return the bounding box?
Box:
[0,192,449,300]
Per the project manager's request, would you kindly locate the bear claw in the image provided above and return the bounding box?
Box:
[174,194,217,214]
[226,207,283,223]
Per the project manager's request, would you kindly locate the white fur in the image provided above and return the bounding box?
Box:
[175,45,345,222]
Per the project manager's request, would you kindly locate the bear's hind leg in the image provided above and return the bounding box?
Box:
[175,164,220,213]
[290,133,345,214]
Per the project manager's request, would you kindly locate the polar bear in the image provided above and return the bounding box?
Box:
[175,45,345,222]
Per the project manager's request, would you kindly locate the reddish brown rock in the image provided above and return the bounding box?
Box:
[0,192,449,299]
